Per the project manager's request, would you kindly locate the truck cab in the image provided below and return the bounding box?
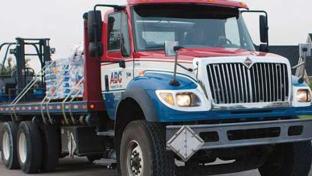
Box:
[0,0,311,175]
[82,0,312,175]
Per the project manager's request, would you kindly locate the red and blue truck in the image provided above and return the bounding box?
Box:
[0,0,312,175]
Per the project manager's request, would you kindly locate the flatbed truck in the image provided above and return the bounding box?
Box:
[0,0,312,175]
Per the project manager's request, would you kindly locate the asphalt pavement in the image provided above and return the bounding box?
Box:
[0,156,311,176]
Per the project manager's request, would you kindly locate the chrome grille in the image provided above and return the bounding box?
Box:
[207,63,289,104]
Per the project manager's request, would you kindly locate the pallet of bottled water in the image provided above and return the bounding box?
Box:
[45,51,84,100]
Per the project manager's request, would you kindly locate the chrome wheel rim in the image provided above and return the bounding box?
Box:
[127,140,144,176]
[2,131,10,161]
[18,132,27,164]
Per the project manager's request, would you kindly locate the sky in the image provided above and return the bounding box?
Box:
[0,0,311,59]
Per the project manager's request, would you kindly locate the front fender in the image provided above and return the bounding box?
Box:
[121,88,158,122]
[119,72,198,122]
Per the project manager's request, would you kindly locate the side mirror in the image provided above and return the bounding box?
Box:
[164,41,179,56]
[87,10,103,57]
[259,15,269,43]
[89,42,103,57]
[87,10,103,42]
[299,43,312,57]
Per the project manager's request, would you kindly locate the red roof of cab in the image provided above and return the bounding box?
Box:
[127,0,248,8]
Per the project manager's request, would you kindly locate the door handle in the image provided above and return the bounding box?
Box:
[105,75,109,91]
[119,60,126,68]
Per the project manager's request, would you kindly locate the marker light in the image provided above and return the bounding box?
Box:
[296,89,312,102]
[90,104,95,109]
[159,92,175,106]
[239,2,248,8]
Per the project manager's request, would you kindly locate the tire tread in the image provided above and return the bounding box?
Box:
[0,122,19,169]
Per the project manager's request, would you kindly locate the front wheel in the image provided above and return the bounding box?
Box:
[120,121,175,176]
[259,141,312,176]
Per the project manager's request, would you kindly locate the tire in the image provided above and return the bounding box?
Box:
[0,122,19,169]
[40,125,60,172]
[120,120,175,176]
[259,141,312,176]
[17,121,43,173]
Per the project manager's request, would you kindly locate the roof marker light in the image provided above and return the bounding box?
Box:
[89,104,95,109]
[239,2,248,8]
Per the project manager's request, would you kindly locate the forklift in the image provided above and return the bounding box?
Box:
[0,38,53,102]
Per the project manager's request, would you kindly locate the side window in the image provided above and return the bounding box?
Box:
[108,13,121,51]
[108,12,130,55]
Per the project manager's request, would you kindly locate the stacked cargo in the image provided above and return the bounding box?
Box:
[45,48,84,100]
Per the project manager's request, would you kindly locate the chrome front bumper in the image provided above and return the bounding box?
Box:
[166,119,312,161]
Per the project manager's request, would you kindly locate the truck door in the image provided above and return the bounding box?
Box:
[101,11,132,118]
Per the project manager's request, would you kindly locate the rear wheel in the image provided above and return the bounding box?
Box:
[120,121,175,176]
[259,141,312,176]
[40,125,60,172]
[0,122,19,169]
[17,121,43,173]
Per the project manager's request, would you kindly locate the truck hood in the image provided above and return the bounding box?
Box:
[134,48,280,61]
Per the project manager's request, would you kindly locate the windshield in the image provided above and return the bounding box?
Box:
[132,5,255,51]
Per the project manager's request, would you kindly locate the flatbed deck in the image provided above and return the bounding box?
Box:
[0,100,105,124]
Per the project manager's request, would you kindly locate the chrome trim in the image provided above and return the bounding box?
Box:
[217,64,225,103]
[208,65,217,101]
[221,64,229,104]
[234,64,241,103]
[264,64,268,102]
[206,62,290,105]
[226,64,233,103]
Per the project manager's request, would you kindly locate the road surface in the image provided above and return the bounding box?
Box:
[0,156,311,176]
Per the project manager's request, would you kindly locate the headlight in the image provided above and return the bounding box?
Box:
[176,93,201,107]
[157,91,201,107]
[296,89,312,102]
